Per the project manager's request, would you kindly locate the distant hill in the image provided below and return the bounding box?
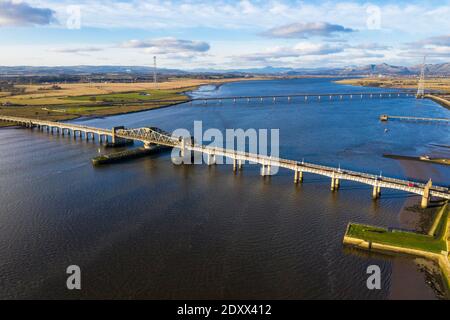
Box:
[0,63,449,77]
[0,65,186,76]
[191,63,450,76]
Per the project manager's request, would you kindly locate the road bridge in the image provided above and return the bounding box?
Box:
[1,115,449,208]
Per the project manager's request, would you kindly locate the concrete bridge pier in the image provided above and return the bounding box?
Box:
[331,173,338,191]
[421,179,432,209]
[111,126,124,145]
[294,167,304,184]
[261,165,267,176]
[238,160,243,171]
[372,184,381,200]
[207,153,216,166]
[233,158,237,172]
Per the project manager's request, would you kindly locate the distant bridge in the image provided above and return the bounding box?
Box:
[188,91,416,104]
[1,115,449,208]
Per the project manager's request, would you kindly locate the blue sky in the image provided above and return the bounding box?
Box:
[0,0,449,68]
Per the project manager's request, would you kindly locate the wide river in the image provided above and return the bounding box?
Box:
[0,78,449,299]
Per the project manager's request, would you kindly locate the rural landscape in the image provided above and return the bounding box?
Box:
[0,0,449,305]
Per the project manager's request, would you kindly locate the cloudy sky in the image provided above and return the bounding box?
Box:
[0,0,449,69]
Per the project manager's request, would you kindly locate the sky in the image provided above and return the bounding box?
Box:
[0,0,449,69]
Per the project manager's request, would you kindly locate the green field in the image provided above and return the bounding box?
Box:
[346,206,448,254]
[66,89,190,103]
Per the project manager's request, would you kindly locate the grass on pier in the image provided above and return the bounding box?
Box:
[346,206,449,254]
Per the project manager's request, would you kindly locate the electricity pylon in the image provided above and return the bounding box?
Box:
[416,56,426,99]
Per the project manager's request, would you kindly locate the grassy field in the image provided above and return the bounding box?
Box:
[346,205,449,254]
[0,77,270,126]
[336,77,450,93]
[0,77,265,106]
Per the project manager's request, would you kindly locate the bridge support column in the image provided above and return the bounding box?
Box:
[261,165,266,176]
[111,126,124,145]
[207,154,216,166]
[372,185,380,200]
[180,138,186,158]
[233,158,237,172]
[421,179,432,209]
[294,169,299,183]
[335,178,340,190]
[239,160,243,170]
[331,173,338,191]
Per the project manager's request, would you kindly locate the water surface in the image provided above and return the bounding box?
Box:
[0,78,449,299]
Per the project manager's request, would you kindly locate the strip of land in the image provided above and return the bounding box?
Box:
[336,78,450,110]
[383,154,450,166]
[0,76,271,127]
[343,203,450,293]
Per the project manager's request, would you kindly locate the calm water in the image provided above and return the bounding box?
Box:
[0,78,449,299]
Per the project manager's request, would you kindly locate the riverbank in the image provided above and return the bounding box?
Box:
[383,154,450,166]
[343,203,450,295]
[0,76,273,127]
[336,78,450,111]
[335,78,450,93]
[425,94,450,110]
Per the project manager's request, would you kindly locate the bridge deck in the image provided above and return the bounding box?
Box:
[1,115,449,201]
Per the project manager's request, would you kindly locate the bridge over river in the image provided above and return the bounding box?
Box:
[189,91,417,105]
[1,115,449,209]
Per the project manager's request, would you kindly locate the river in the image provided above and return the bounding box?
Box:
[0,78,449,299]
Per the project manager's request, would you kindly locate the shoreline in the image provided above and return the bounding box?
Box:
[335,78,450,111]
[0,77,272,127]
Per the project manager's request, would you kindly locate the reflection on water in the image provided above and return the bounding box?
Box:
[0,78,449,299]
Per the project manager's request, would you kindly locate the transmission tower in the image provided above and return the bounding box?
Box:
[416,56,426,98]
[153,56,157,87]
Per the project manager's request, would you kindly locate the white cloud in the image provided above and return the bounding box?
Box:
[263,22,354,38]
[26,0,450,35]
[232,42,347,64]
